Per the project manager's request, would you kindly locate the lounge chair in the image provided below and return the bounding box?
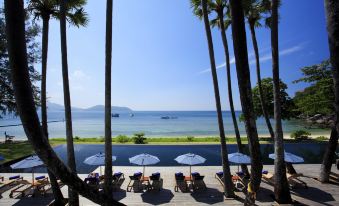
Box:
[191,172,206,191]
[262,170,274,185]
[174,172,188,192]
[10,176,50,198]
[287,173,308,188]
[0,175,24,198]
[127,172,143,192]
[215,171,245,191]
[149,172,163,191]
[84,173,100,190]
[112,172,125,191]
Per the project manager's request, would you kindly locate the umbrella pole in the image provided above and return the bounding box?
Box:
[100,166,102,176]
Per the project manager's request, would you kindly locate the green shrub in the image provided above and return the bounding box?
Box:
[187,136,195,142]
[315,136,327,141]
[98,137,105,142]
[290,130,311,140]
[74,136,80,141]
[132,133,147,144]
[115,135,130,143]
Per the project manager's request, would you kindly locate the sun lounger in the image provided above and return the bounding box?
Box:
[215,171,245,191]
[0,175,24,198]
[10,176,50,198]
[149,172,163,191]
[287,173,308,188]
[191,172,206,191]
[127,172,143,192]
[174,172,188,192]
[84,175,100,190]
[112,172,125,191]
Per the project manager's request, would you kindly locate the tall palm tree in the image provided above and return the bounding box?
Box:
[228,0,263,204]
[271,0,292,203]
[4,0,125,205]
[243,0,274,139]
[320,0,339,183]
[191,0,235,197]
[209,0,249,176]
[27,1,88,204]
[104,0,113,204]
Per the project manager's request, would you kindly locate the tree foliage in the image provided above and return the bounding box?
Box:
[251,77,296,120]
[293,60,334,116]
[0,10,41,118]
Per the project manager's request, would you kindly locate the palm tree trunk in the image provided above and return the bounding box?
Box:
[59,0,78,204]
[228,0,263,204]
[320,0,339,183]
[249,23,274,139]
[4,1,125,205]
[218,11,249,176]
[104,0,113,204]
[201,0,234,198]
[271,0,292,203]
[41,15,65,205]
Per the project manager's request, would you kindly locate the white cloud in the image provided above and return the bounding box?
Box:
[197,43,306,75]
[71,69,91,80]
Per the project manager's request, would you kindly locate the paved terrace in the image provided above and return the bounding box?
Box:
[0,164,338,206]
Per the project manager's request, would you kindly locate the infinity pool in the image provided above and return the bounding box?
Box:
[5,143,335,174]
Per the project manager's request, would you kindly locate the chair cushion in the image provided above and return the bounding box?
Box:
[134,172,142,176]
[35,176,45,180]
[9,175,20,180]
[175,172,183,177]
[191,172,200,176]
[262,170,268,174]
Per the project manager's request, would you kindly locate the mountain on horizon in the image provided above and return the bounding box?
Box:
[47,102,132,113]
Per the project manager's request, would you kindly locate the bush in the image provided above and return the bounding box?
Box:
[115,135,130,143]
[290,130,311,140]
[187,136,194,142]
[315,136,327,141]
[74,136,80,141]
[132,133,147,144]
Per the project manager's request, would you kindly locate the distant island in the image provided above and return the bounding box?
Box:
[46,102,133,113]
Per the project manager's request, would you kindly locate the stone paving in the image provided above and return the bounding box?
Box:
[0,164,338,205]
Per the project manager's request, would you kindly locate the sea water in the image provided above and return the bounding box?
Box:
[0,111,329,139]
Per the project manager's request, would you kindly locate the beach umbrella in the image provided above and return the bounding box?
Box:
[269,151,304,163]
[129,153,160,177]
[10,155,44,184]
[83,152,117,175]
[228,152,251,172]
[174,153,206,177]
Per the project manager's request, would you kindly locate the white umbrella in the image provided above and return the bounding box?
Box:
[269,151,304,163]
[129,153,160,177]
[174,153,206,177]
[83,152,117,175]
[228,152,251,172]
[10,155,44,184]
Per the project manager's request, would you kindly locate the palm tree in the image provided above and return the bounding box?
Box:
[270,0,292,203]
[27,1,88,204]
[320,0,339,183]
[4,1,125,205]
[243,0,274,139]
[104,0,113,204]
[228,0,263,204]
[208,0,249,176]
[191,0,234,197]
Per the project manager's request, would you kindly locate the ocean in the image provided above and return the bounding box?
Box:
[0,111,330,139]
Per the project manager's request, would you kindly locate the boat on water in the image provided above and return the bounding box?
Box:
[112,113,120,118]
[161,116,170,119]
[130,113,134,117]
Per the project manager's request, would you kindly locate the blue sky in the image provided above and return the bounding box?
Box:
[31,0,329,111]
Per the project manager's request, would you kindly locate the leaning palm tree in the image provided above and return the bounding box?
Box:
[4,1,125,205]
[27,0,88,204]
[191,0,235,198]
[270,0,292,203]
[243,0,274,139]
[320,0,339,183]
[228,0,263,204]
[104,0,113,204]
[208,0,249,176]
[59,0,88,204]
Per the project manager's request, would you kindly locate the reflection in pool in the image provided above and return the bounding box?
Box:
[12,143,337,174]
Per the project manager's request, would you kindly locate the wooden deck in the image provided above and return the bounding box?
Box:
[0,164,338,205]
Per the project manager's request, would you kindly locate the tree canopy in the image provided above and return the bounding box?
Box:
[0,10,41,118]
[293,60,334,116]
[251,77,296,120]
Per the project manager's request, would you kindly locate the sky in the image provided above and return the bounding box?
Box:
[20,0,332,111]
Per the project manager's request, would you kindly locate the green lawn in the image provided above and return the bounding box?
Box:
[0,141,34,164]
